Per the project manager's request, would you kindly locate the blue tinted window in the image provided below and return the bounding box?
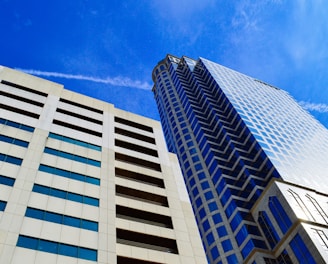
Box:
[192,187,199,197]
[241,239,255,259]
[206,232,215,245]
[44,147,101,167]
[222,239,233,252]
[39,164,100,185]
[26,207,44,219]
[213,213,222,224]
[17,235,38,249]
[0,200,7,211]
[0,175,15,186]
[45,211,62,224]
[81,219,98,231]
[208,202,218,212]
[258,211,279,249]
[63,215,80,228]
[236,226,248,246]
[79,247,98,261]
[0,134,29,147]
[0,118,34,132]
[25,207,98,231]
[217,226,228,237]
[38,239,58,254]
[49,133,101,151]
[0,153,22,165]
[269,196,292,234]
[199,208,206,219]
[59,243,78,257]
[210,246,219,261]
[17,235,97,261]
[32,184,99,207]
[202,220,210,232]
[195,197,202,208]
[226,254,238,264]
[201,181,210,190]
[290,234,316,264]
[205,191,214,200]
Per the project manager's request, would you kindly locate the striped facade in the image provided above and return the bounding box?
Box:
[0,65,207,264]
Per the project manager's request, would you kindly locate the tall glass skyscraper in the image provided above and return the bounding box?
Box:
[152,55,328,263]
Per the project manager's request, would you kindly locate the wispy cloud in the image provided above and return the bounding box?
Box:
[16,68,152,90]
[299,101,328,113]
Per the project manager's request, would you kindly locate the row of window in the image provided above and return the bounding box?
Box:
[25,207,98,231]
[16,235,97,261]
[0,175,15,186]
[0,134,29,147]
[44,147,101,167]
[39,164,100,185]
[32,184,99,207]
[0,153,22,165]
[48,132,101,151]
[0,118,34,132]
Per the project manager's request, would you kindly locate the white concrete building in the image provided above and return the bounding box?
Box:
[0,66,207,264]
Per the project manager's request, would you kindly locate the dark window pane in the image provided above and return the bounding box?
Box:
[59,243,78,258]
[25,208,44,220]
[17,235,38,249]
[63,215,81,228]
[44,211,63,224]
[79,247,97,261]
[67,192,83,203]
[81,219,98,231]
[0,175,15,186]
[0,201,7,211]
[84,196,99,206]
[38,239,58,254]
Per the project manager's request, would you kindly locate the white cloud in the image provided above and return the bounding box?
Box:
[15,69,152,90]
[299,101,328,113]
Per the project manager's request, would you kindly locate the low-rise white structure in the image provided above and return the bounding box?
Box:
[0,66,207,264]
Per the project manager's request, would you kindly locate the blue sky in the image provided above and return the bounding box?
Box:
[1,0,328,128]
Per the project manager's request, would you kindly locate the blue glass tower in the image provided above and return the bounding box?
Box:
[152,55,328,263]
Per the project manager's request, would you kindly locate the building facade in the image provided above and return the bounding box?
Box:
[152,55,328,263]
[0,66,207,264]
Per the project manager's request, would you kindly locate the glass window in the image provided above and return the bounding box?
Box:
[208,201,218,212]
[25,207,44,219]
[44,147,101,167]
[59,243,78,258]
[216,226,228,237]
[0,175,15,186]
[290,234,316,264]
[210,246,219,261]
[0,134,29,147]
[39,164,100,185]
[0,200,7,211]
[25,207,98,231]
[268,196,292,234]
[202,220,210,232]
[213,213,222,224]
[38,239,58,254]
[32,184,99,207]
[222,239,233,252]
[226,254,238,264]
[258,211,279,249]
[206,232,215,245]
[0,118,34,132]
[44,211,62,224]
